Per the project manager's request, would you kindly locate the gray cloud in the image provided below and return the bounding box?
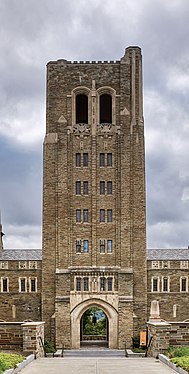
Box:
[0,0,189,248]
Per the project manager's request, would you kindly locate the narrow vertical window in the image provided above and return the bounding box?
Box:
[100,181,105,195]
[100,277,105,291]
[107,181,112,194]
[76,94,88,124]
[181,277,188,292]
[100,240,105,253]
[107,240,112,253]
[107,209,112,222]
[83,181,88,195]
[83,277,89,291]
[100,209,105,222]
[76,209,81,222]
[100,94,112,124]
[19,278,27,293]
[83,209,88,223]
[152,277,159,292]
[76,153,81,167]
[162,277,169,292]
[107,277,113,291]
[76,277,81,291]
[83,240,89,253]
[76,181,81,195]
[100,153,105,167]
[83,153,88,167]
[1,278,8,292]
[76,240,81,253]
[107,153,112,167]
[30,278,37,292]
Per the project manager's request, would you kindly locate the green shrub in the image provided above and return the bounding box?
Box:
[0,353,24,372]
[171,356,189,372]
[44,340,56,353]
[167,346,189,358]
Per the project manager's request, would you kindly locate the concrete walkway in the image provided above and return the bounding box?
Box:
[20,357,175,373]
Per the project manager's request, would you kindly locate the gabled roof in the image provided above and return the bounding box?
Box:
[147,248,189,260]
[0,249,42,261]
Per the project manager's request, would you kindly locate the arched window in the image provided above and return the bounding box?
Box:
[100,94,112,124]
[76,94,88,124]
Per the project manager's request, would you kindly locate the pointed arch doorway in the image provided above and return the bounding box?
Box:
[71,298,118,349]
[80,307,109,347]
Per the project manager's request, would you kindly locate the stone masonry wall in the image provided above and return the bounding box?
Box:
[0,322,23,351]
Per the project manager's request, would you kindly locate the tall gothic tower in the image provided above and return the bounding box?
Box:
[42,46,147,349]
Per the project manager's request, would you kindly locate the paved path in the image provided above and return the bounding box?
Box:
[20,357,175,373]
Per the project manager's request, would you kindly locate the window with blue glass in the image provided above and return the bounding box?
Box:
[107,240,112,253]
[83,240,89,253]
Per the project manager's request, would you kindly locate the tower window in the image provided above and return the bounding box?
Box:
[107,153,112,167]
[76,277,81,291]
[83,210,88,223]
[76,240,81,253]
[107,181,112,194]
[100,94,112,124]
[83,153,88,167]
[83,181,88,195]
[100,153,105,167]
[107,209,112,222]
[76,153,81,167]
[76,181,81,195]
[76,94,88,124]
[100,240,105,253]
[76,209,81,222]
[83,240,89,253]
[100,181,105,195]
[83,277,89,291]
[100,209,105,222]
[107,277,113,291]
[100,277,105,291]
[107,240,112,253]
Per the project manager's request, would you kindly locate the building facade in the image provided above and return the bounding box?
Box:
[0,47,188,349]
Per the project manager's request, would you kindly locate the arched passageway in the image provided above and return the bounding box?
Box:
[80,307,108,347]
[70,298,118,349]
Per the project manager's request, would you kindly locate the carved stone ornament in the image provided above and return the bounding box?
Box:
[67,123,91,134]
[97,123,120,134]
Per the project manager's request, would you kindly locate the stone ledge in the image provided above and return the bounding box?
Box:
[159,354,188,374]
[4,354,34,374]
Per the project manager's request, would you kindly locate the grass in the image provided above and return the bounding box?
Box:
[0,353,24,373]
[166,346,189,373]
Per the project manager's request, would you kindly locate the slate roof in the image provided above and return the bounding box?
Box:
[147,248,189,260]
[0,249,42,261]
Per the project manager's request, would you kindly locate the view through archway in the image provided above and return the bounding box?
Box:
[80,307,108,348]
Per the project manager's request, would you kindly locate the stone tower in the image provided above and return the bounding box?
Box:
[42,46,147,349]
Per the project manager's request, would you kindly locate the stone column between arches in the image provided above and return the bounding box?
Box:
[71,298,118,349]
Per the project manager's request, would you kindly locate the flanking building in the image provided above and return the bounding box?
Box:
[0,47,188,349]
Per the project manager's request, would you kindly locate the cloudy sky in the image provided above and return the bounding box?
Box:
[0,0,189,249]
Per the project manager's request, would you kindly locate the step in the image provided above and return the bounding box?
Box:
[63,349,126,357]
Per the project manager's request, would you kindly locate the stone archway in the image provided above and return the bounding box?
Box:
[70,298,118,348]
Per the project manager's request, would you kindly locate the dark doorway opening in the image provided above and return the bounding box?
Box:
[80,307,109,348]
[76,94,88,124]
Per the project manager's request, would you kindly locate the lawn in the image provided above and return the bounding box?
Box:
[0,353,24,373]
